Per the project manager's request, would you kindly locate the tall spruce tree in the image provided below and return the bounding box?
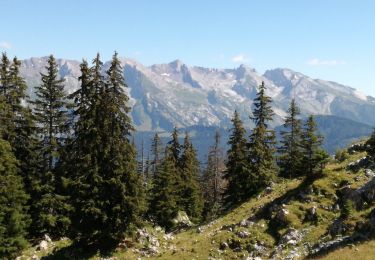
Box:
[169,127,181,164]
[247,81,277,193]
[0,54,39,239]
[301,115,329,177]
[69,53,144,246]
[31,55,70,237]
[179,132,203,222]
[202,130,225,220]
[150,133,163,178]
[0,53,13,141]
[278,99,303,179]
[149,146,179,229]
[224,110,249,206]
[0,53,11,97]
[0,136,29,259]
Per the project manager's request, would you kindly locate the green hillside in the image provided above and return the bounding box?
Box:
[19,143,375,259]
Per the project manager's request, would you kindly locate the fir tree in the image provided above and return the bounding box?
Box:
[0,53,13,141]
[149,147,179,229]
[0,53,11,96]
[0,54,40,239]
[179,132,203,222]
[0,136,29,259]
[278,99,303,179]
[247,81,277,193]
[31,55,70,237]
[301,115,329,177]
[168,127,181,164]
[70,53,144,246]
[224,110,249,206]
[150,133,163,178]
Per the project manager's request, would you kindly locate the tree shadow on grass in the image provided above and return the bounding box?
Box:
[42,239,119,260]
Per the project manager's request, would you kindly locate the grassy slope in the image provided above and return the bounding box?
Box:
[21,150,375,259]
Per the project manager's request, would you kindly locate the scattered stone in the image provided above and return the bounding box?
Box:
[149,236,160,247]
[197,226,204,233]
[32,255,39,260]
[220,241,229,250]
[347,156,372,171]
[265,186,273,194]
[348,143,366,154]
[38,240,48,251]
[310,235,351,255]
[280,228,303,245]
[251,242,267,256]
[172,211,193,228]
[140,245,159,256]
[221,224,236,231]
[44,234,52,243]
[365,169,375,178]
[239,219,254,227]
[305,206,318,221]
[163,233,175,240]
[275,208,289,224]
[154,226,163,232]
[236,230,250,238]
[340,176,375,210]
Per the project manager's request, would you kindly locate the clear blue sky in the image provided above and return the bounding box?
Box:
[1,0,375,95]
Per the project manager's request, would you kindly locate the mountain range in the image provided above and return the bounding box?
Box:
[19,57,375,158]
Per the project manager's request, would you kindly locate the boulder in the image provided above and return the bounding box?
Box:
[347,156,371,171]
[197,226,204,233]
[38,240,48,251]
[305,206,318,221]
[365,169,375,178]
[172,211,193,228]
[265,186,273,194]
[275,208,289,224]
[44,234,52,243]
[280,228,303,245]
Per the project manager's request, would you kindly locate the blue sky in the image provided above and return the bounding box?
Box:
[1,0,375,95]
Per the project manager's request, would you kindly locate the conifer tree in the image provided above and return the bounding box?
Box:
[202,130,225,220]
[247,81,277,193]
[179,132,203,222]
[278,99,303,179]
[149,147,179,229]
[0,136,29,259]
[0,53,13,141]
[224,110,249,206]
[69,53,144,246]
[169,127,181,164]
[0,54,39,239]
[301,115,329,177]
[31,55,70,237]
[0,53,11,96]
[150,133,163,177]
